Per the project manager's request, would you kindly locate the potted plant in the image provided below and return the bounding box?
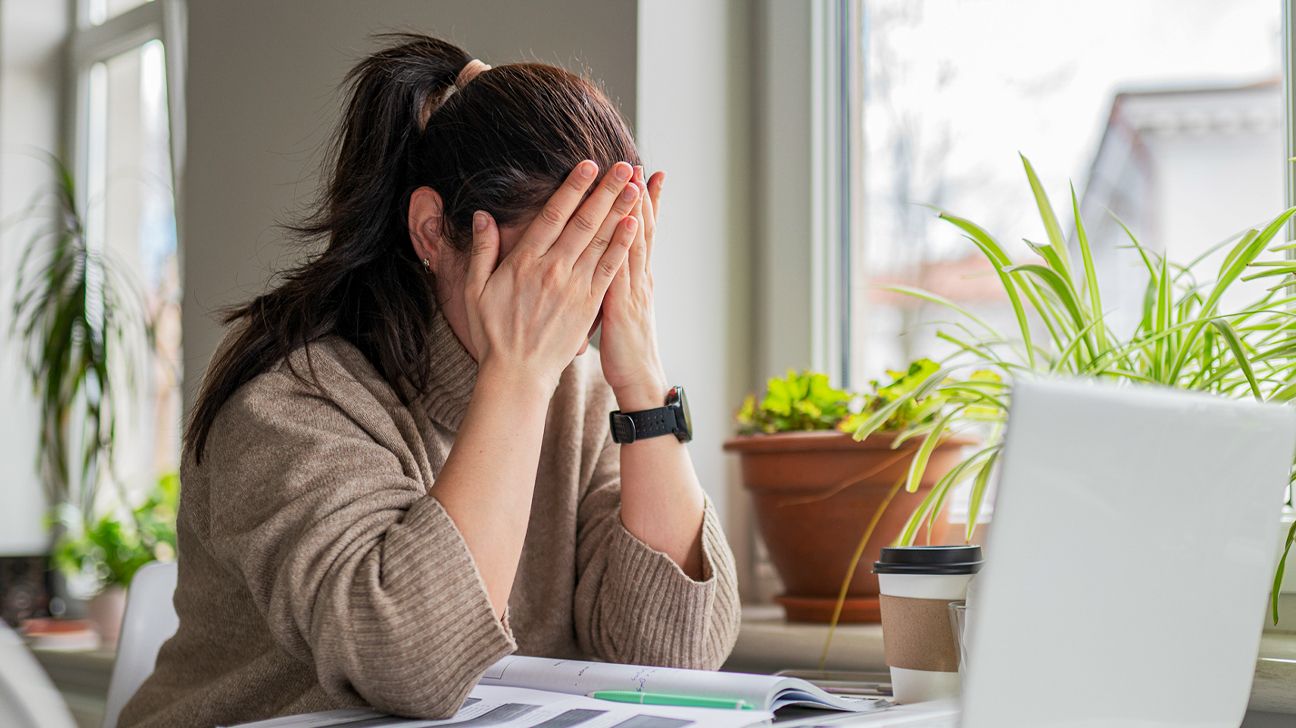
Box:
[724,365,988,623]
[10,157,159,622]
[860,154,1296,624]
[12,158,152,523]
[51,473,178,646]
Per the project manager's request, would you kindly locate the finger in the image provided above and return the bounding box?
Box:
[647,171,665,220]
[591,216,638,298]
[606,251,632,305]
[549,161,635,262]
[464,211,499,302]
[613,250,632,290]
[628,172,648,287]
[645,171,665,260]
[519,160,599,255]
[574,179,639,278]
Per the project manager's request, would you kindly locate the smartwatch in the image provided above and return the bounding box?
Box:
[609,386,692,444]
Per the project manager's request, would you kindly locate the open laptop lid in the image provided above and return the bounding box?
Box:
[962,378,1296,728]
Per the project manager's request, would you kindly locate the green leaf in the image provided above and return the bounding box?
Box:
[965,448,1000,542]
[1210,320,1262,401]
[1020,154,1074,283]
[1071,184,1107,353]
[1274,518,1296,625]
[903,407,961,493]
[1004,264,1089,341]
[1169,209,1296,381]
[880,285,1000,337]
[939,213,1037,368]
[850,395,909,442]
[1153,254,1172,381]
[895,433,985,546]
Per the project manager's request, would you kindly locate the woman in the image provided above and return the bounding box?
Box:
[120,34,739,727]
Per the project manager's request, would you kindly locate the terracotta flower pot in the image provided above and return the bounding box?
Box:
[87,586,127,648]
[724,431,973,623]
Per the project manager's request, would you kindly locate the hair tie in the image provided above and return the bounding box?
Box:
[456,59,492,88]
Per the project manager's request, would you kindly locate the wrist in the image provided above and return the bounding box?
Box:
[613,375,670,412]
[477,359,558,407]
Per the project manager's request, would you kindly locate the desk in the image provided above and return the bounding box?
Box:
[30,609,1296,727]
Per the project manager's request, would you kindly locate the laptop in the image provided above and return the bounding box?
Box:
[960,378,1296,727]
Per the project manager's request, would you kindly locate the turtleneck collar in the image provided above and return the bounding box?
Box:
[413,308,479,431]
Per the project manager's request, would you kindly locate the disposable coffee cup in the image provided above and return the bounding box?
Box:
[874,545,983,704]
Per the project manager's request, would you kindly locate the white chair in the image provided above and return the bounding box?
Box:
[0,622,77,728]
[102,561,178,728]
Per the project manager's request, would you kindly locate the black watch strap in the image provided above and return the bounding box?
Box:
[610,386,691,444]
[609,407,677,444]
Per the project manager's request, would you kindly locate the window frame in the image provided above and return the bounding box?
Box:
[811,0,858,387]
[1284,0,1296,236]
[67,0,186,228]
[63,0,188,501]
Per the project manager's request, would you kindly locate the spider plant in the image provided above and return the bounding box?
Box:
[850,154,1296,623]
[10,157,152,524]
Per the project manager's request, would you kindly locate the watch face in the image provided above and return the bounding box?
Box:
[672,386,692,442]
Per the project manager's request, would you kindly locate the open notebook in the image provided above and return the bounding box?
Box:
[231,655,884,727]
[480,655,877,712]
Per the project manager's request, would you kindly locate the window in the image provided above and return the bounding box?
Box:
[86,0,154,25]
[70,0,184,498]
[847,0,1284,383]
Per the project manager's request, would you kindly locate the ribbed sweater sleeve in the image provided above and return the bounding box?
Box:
[203,370,516,719]
[572,432,741,668]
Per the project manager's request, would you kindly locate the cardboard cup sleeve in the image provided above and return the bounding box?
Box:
[879,594,960,672]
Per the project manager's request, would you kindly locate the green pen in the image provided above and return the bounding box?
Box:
[589,690,754,710]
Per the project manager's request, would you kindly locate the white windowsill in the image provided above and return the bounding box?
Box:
[725,605,886,674]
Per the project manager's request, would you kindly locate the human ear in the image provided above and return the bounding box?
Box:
[408,186,447,273]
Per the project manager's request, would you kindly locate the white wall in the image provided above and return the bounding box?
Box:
[635,0,755,540]
[0,0,69,554]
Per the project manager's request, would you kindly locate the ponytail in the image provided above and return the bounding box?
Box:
[186,33,639,462]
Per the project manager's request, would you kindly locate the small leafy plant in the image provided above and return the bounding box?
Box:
[53,473,178,591]
[736,360,986,437]
[736,370,854,434]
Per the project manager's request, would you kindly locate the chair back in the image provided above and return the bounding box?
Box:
[0,623,76,728]
[102,561,178,728]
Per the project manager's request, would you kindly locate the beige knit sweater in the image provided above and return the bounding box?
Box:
[119,312,740,727]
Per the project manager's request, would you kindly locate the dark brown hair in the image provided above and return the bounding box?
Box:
[186,33,640,461]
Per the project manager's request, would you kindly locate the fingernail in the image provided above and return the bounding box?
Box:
[634,165,644,182]
[614,162,633,181]
[620,184,639,202]
[474,211,488,232]
[578,160,597,178]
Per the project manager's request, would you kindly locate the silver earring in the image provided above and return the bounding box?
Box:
[421,258,431,272]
